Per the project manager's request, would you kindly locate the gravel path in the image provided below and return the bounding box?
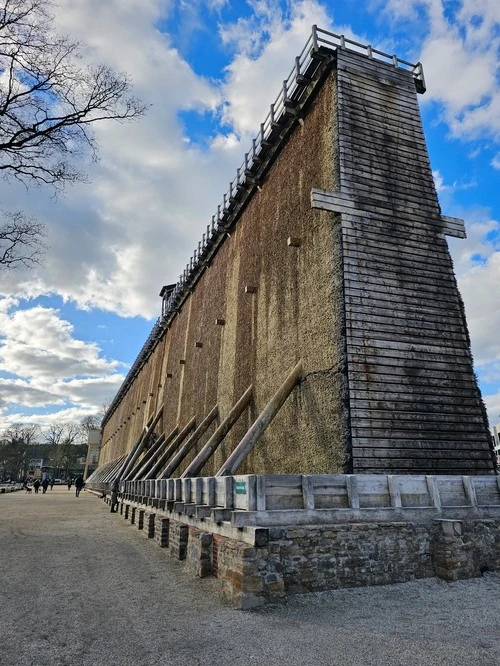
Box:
[2,487,500,666]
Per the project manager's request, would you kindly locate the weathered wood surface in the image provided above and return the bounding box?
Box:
[335,48,493,474]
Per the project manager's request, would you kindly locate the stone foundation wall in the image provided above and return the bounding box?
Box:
[114,498,500,609]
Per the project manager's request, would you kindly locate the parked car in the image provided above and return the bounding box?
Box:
[53,478,62,484]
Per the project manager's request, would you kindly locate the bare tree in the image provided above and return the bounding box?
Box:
[0,0,148,266]
[43,421,83,477]
[0,210,46,268]
[0,423,40,479]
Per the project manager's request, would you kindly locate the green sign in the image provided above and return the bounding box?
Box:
[235,481,247,495]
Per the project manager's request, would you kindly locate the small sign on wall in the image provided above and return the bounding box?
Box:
[235,481,247,495]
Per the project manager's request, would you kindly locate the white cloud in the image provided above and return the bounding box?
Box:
[375,0,500,141]
[220,1,333,136]
[0,300,124,425]
[484,392,500,430]
[492,154,500,169]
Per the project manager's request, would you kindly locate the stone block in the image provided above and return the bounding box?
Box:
[143,511,156,538]
[154,516,170,548]
[169,521,189,560]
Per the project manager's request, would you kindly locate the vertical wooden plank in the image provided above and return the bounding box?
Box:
[387,475,402,508]
[224,476,234,509]
[301,475,315,510]
[207,477,216,507]
[182,478,191,503]
[462,476,478,508]
[256,475,266,511]
[426,476,441,510]
[194,477,203,505]
[246,475,257,511]
[346,475,359,509]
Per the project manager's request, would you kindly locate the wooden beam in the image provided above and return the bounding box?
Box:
[160,406,219,479]
[114,410,156,481]
[147,416,197,479]
[181,386,253,478]
[130,426,179,481]
[118,404,164,481]
[441,215,466,239]
[216,361,302,476]
[126,431,167,481]
[310,188,357,214]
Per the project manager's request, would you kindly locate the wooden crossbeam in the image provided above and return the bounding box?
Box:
[312,188,467,239]
[441,215,466,239]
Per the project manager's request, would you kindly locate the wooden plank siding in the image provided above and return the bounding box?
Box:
[336,49,494,474]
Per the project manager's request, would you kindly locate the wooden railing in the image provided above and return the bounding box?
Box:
[86,473,500,529]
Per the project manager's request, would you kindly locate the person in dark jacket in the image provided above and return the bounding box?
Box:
[74,476,85,497]
[110,480,119,513]
[33,479,41,494]
[41,478,49,494]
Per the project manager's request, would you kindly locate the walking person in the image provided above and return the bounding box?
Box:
[67,478,72,490]
[41,478,49,494]
[74,476,85,497]
[110,480,119,513]
[50,478,54,490]
[33,479,40,494]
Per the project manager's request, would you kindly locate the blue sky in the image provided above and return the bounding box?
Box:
[0,0,499,433]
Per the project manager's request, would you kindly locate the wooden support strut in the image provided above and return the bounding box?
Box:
[130,426,179,481]
[114,410,156,482]
[160,406,219,479]
[125,431,166,481]
[181,386,253,478]
[216,361,303,476]
[117,405,164,481]
[147,416,197,479]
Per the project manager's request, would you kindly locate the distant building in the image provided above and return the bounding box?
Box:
[84,428,101,480]
[28,459,52,480]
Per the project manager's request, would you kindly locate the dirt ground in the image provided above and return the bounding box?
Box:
[2,487,500,666]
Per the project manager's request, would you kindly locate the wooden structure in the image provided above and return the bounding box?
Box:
[91,26,495,484]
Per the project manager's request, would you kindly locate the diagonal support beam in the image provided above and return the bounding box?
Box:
[146,416,197,479]
[117,404,164,481]
[181,386,253,478]
[129,426,179,480]
[216,361,303,476]
[160,406,219,479]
